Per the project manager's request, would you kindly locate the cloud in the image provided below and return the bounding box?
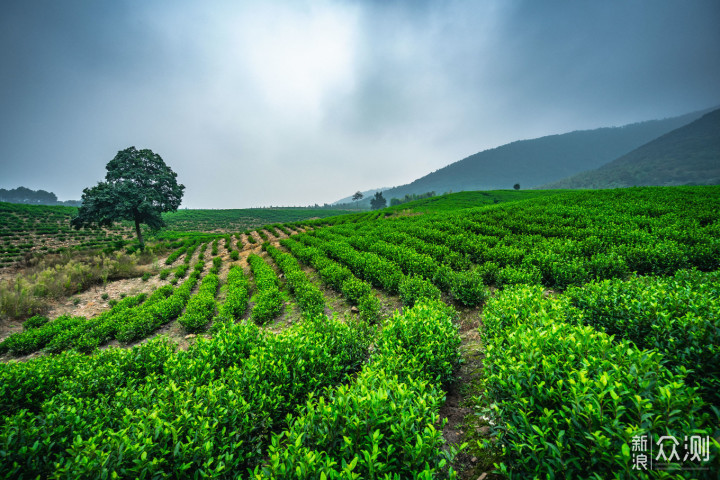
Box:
[0,0,718,207]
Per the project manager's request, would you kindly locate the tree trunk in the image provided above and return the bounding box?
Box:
[134,217,145,251]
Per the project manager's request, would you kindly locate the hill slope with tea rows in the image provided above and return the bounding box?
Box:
[1,186,718,478]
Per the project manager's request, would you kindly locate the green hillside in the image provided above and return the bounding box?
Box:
[161,207,351,232]
[2,186,719,478]
[542,108,720,189]
[334,108,711,206]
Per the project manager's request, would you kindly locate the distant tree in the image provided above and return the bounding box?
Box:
[71,147,185,250]
[513,183,520,190]
[370,191,387,210]
[352,191,364,209]
[390,197,401,206]
[0,186,58,205]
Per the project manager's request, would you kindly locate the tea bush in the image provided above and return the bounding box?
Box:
[265,244,325,318]
[260,299,461,479]
[218,265,250,320]
[178,273,219,333]
[481,285,718,478]
[248,254,283,324]
[566,269,720,406]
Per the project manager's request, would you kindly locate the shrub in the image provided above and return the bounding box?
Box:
[398,275,441,307]
[22,315,49,330]
[262,299,461,479]
[481,285,716,478]
[340,276,372,305]
[566,269,720,406]
[450,269,488,306]
[358,293,381,324]
[178,274,219,333]
[219,266,250,320]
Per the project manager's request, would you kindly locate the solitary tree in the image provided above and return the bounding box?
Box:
[513,183,520,190]
[352,191,364,209]
[370,191,387,210]
[71,147,185,250]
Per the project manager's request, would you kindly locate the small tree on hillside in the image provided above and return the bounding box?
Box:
[71,147,185,250]
[370,191,387,210]
[513,183,520,190]
[352,191,364,209]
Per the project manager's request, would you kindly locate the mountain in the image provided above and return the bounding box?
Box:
[539,108,720,189]
[334,108,713,206]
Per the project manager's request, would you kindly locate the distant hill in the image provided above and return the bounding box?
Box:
[334,108,713,206]
[0,187,81,207]
[540,108,720,189]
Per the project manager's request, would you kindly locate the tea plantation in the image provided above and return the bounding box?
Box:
[0,186,718,478]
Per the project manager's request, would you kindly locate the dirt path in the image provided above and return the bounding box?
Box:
[439,306,499,480]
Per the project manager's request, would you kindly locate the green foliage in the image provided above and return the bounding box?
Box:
[164,239,194,265]
[340,276,372,306]
[0,202,128,269]
[370,191,387,210]
[389,191,436,207]
[230,250,239,261]
[161,207,349,232]
[566,269,720,405]
[71,147,184,250]
[450,269,488,306]
[22,315,49,330]
[261,299,461,479]
[265,244,326,318]
[218,265,250,320]
[210,255,222,274]
[173,263,189,279]
[248,254,284,324]
[481,285,717,478]
[0,315,85,355]
[178,273,219,333]
[0,316,370,478]
[544,108,720,189]
[357,293,381,323]
[399,275,441,307]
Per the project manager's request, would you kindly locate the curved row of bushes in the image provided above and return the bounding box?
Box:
[247,253,284,324]
[258,298,463,479]
[566,268,720,407]
[264,243,325,318]
[218,265,250,320]
[178,259,220,333]
[0,261,207,355]
[0,316,370,478]
[0,294,145,356]
[481,285,719,478]
[279,238,381,322]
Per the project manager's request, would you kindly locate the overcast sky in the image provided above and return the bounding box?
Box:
[1,0,719,208]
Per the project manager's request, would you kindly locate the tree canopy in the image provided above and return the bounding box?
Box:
[370,191,387,210]
[71,147,184,249]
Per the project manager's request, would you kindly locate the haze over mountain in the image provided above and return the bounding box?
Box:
[334,108,712,206]
[541,108,720,189]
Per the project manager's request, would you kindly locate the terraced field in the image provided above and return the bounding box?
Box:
[1,186,718,478]
[0,202,132,269]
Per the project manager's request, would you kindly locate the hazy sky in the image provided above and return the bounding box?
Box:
[1,0,719,208]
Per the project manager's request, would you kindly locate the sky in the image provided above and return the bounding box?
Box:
[1,0,719,208]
